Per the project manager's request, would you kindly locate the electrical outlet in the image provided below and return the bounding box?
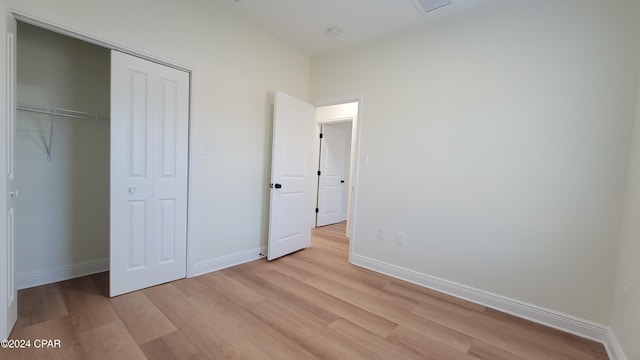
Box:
[395,232,405,245]
[376,228,384,240]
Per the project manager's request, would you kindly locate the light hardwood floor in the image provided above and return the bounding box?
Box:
[2,222,608,359]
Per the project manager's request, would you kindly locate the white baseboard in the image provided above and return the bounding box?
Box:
[16,258,109,290]
[605,329,628,360]
[190,247,266,278]
[350,253,626,360]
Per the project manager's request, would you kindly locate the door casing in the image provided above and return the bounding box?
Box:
[312,96,363,263]
[1,5,18,340]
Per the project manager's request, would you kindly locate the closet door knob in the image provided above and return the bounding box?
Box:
[128,187,137,194]
[9,190,18,198]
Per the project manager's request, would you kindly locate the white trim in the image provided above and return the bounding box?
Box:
[317,116,353,124]
[190,247,266,278]
[350,253,625,358]
[606,329,628,360]
[16,258,109,290]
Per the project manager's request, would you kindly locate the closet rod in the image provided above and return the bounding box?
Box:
[17,103,102,121]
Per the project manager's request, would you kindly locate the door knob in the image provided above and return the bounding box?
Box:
[9,190,18,198]
[274,183,282,189]
[340,180,345,183]
[128,187,137,193]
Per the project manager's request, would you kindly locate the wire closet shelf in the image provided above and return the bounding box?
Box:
[16,103,107,161]
[17,103,103,121]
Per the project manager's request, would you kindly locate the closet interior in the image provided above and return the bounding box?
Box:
[15,22,111,289]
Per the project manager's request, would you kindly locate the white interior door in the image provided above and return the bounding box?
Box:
[1,10,17,340]
[110,51,189,297]
[316,124,347,227]
[267,91,315,260]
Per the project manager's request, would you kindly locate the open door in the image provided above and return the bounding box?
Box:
[267,91,315,260]
[1,8,17,340]
[110,51,189,296]
[316,124,347,227]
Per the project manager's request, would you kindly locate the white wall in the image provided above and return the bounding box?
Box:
[310,0,639,325]
[3,0,310,275]
[611,71,640,359]
[15,22,110,285]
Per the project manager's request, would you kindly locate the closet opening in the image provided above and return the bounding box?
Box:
[15,22,111,290]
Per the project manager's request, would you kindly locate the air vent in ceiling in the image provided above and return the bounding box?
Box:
[412,0,453,14]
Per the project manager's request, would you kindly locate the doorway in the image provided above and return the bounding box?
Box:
[267,94,361,263]
[314,101,359,238]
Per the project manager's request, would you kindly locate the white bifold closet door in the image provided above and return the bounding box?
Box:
[110,51,189,297]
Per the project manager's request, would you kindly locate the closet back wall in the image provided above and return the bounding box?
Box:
[15,22,110,289]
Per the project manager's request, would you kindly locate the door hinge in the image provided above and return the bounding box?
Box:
[315,208,319,213]
[317,170,321,176]
[319,133,323,139]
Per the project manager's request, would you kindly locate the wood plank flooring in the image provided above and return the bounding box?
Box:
[1,222,609,359]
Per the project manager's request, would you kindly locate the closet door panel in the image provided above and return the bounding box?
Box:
[111,51,155,296]
[152,66,188,274]
[121,66,153,271]
[111,51,188,297]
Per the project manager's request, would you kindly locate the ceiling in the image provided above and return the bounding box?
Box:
[205,0,495,55]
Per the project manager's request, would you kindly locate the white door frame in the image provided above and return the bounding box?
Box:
[1,2,17,340]
[1,8,199,284]
[312,95,364,264]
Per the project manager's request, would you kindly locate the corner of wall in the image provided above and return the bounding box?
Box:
[605,327,629,360]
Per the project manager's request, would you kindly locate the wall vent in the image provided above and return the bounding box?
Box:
[412,0,453,14]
